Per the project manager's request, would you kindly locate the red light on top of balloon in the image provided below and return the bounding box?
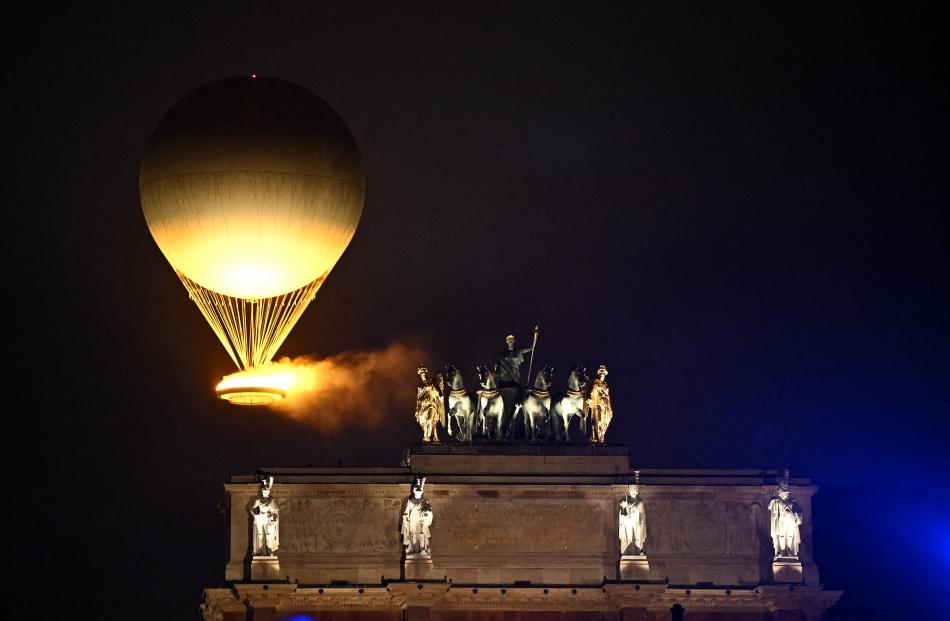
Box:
[250,73,257,79]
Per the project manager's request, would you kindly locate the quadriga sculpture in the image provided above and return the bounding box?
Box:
[475,364,505,440]
[443,364,476,443]
[518,365,554,443]
[552,363,589,443]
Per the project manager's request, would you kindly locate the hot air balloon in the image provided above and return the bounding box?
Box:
[140,77,363,404]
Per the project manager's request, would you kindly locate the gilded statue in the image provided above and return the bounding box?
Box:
[250,476,279,556]
[768,469,803,558]
[415,365,445,443]
[619,474,646,556]
[401,475,434,557]
[585,364,613,443]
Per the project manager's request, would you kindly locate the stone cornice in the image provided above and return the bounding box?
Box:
[200,588,246,621]
[279,586,400,611]
[206,582,840,614]
[651,586,842,613]
[224,482,816,499]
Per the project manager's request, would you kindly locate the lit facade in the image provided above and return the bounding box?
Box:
[201,446,840,620]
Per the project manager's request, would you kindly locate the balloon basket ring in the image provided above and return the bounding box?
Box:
[216,385,286,406]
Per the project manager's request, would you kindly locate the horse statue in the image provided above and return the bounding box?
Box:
[475,364,505,440]
[517,365,554,443]
[552,363,589,443]
[443,364,476,442]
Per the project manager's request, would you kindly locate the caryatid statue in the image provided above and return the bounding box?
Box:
[401,474,434,558]
[768,469,803,558]
[619,472,647,556]
[495,328,538,437]
[250,476,279,556]
[415,365,445,443]
[585,364,614,443]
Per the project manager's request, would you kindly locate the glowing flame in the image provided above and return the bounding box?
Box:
[215,364,299,406]
[213,343,429,433]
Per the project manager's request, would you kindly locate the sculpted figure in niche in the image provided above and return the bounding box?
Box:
[402,475,433,557]
[250,475,279,556]
[768,469,803,558]
[619,476,647,556]
[585,364,614,443]
[415,365,445,443]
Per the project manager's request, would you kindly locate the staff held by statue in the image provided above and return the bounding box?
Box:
[524,325,540,392]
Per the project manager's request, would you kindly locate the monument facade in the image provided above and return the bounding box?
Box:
[202,344,839,619]
[202,446,840,620]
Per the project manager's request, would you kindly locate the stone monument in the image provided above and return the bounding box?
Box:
[207,451,840,619]
[206,448,840,620]
[200,347,841,620]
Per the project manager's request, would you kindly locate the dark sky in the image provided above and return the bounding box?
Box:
[12,4,948,620]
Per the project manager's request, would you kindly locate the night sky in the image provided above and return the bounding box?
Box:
[13,4,948,620]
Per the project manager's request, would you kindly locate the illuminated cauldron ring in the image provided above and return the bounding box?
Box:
[216,385,286,406]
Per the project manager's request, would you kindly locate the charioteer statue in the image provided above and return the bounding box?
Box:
[495,327,538,439]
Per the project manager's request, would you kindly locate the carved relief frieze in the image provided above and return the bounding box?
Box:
[430,486,622,499]
[647,500,764,556]
[268,485,406,499]
[435,499,611,553]
[278,497,402,554]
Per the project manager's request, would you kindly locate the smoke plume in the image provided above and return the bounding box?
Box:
[222,342,430,431]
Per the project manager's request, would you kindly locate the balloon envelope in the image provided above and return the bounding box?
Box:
[140,77,364,299]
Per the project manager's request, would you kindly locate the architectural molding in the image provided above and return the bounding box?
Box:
[202,583,841,615]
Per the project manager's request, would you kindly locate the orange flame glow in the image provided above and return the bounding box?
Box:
[215,342,429,431]
[215,364,298,405]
